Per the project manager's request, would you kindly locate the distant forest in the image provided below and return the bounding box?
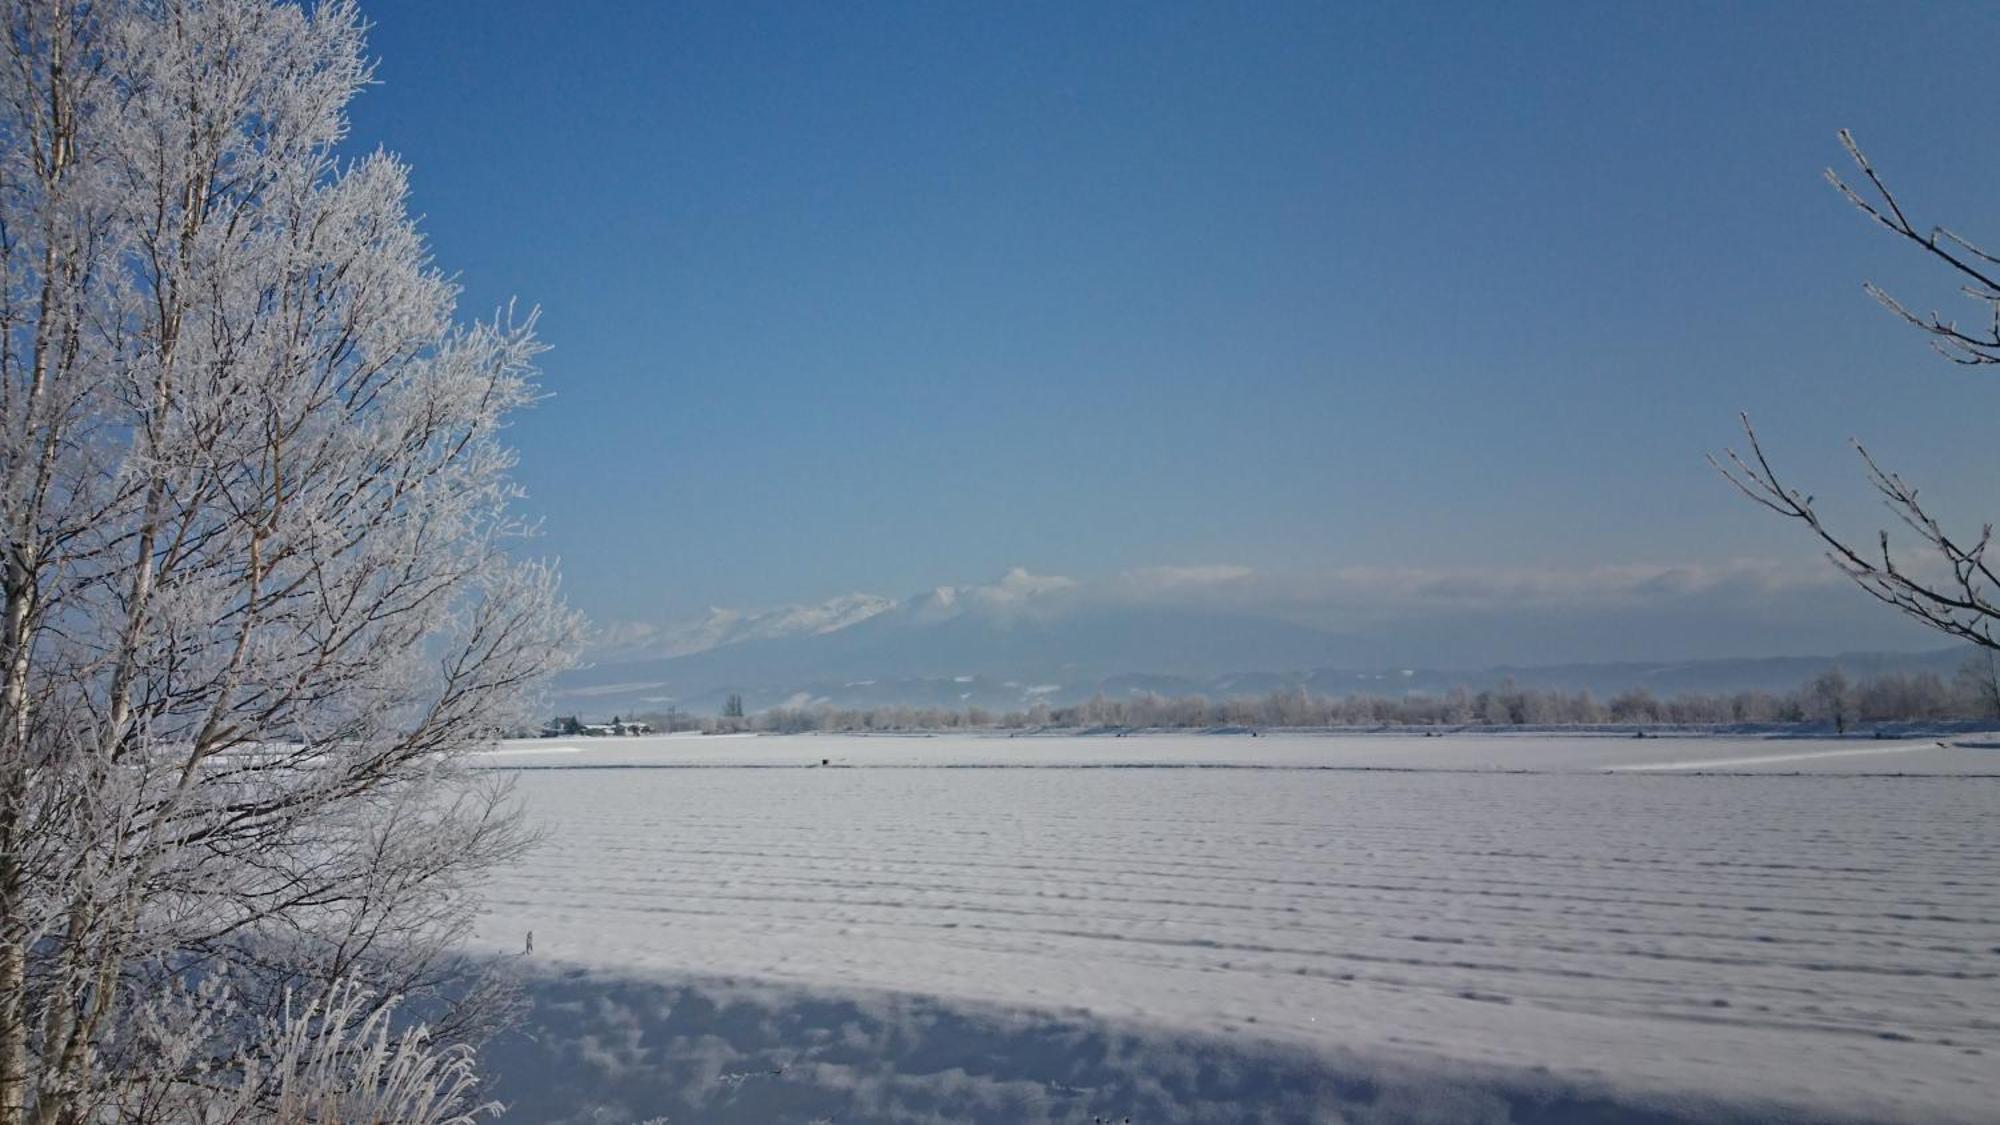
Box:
[631,655,2000,735]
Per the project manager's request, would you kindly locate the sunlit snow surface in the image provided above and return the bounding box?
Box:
[470,734,2000,1122]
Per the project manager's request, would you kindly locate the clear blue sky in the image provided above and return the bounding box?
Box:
[346,0,2000,646]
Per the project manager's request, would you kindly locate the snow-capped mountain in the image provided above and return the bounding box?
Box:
[901,568,1081,624]
[554,567,1971,718]
[587,569,1090,664]
[558,569,1371,713]
[590,592,897,662]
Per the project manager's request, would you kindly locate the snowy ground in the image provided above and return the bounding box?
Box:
[470,734,2000,1122]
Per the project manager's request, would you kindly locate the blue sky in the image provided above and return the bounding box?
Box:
[347,1,2000,656]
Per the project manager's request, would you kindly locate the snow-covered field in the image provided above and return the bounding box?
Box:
[470,734,2000,1122]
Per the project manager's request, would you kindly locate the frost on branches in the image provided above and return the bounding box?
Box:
[0,1,579,1121]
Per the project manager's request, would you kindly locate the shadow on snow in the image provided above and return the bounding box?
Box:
[480,964,1832,1125]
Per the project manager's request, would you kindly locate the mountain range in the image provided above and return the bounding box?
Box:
[553,570,1971,717]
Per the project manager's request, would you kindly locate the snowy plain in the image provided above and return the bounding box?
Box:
[468,733,2000,1122]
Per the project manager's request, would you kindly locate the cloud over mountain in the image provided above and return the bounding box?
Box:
[557,557,1941,716]
[591,593,897,662]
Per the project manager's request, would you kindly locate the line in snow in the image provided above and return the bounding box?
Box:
[467,760,1996,778]
[1609,743,1952,771]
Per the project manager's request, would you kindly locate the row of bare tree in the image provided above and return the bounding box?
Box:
[681,658,2000,735]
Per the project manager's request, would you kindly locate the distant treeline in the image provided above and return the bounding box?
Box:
[635,655,2000,735]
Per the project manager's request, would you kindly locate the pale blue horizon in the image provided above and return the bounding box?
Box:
[344,1,2000,662]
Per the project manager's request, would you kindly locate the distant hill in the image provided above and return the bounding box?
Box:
[554,573,1970,717]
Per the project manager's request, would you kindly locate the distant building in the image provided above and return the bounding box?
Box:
[545,716,652,737]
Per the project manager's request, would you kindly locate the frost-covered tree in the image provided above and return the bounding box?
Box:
[0,0,578,1120]
[1951,651,2000,719]
[1718,132,2000,652]
[1804,668,1854,734]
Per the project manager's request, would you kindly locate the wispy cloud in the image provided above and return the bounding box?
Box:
[1111,564,1257,596]
[1287,558,1841,615]
[596,556,1932,667]
[1021,558,1847,624]
[1031,558,1920,662]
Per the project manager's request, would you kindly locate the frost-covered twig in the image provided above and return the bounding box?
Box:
[0,1,579,1119]
[1716,133,2000,652]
